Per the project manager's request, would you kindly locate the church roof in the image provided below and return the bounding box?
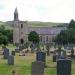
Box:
[29,27,66,35]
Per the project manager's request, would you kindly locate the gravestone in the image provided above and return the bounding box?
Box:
[15,48,20,53]
[3,48,9,59]
[57,59,71,75]
[36,52,46,62]
[36,52,46,67]
[53,55,56,62]
[8,55,14,65]
[11,51,15,56]
[46,43,50,56]
[71,48,75,59]
[31,61,44,75]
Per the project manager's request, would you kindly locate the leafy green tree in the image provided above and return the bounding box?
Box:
[55,19,75,44]
[68,19,75,29]
[4,30,13,43]
[0,34,8,45]
[0,25,5,34]
[28,31,39,43]
[55,30,68,45]
[0,25,13,43]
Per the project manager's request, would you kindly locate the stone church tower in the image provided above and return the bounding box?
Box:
[13,8,28,45]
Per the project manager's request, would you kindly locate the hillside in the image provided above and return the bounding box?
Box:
[28,21,67,27]
[0,21,13,30]
[0,21,68,29]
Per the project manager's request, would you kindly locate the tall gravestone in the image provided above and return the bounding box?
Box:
[53,54,56,62]
[8,55,14,65]
[3,48,9,59]
[36,52,46,66]
[46,43,50,56]
[57,59,71,75]
[31,61,44,75]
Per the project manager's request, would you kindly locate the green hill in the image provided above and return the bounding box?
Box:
[0,21,68,30]
[27,21,67,27]
[0,21,13,30]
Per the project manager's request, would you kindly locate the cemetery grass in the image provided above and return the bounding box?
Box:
[0,45,75,75]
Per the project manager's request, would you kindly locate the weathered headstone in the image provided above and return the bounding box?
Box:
[53,55,56,62]
[46,43,50,56]
[8,55,14,65]
[11,51,15,56]
[57,59,71,75]
[15,48,20,53]
[36,52,46,67]
[71,48,75,58]
[31,61,44,75]
[3,48,9,59]
[36,52,46,61]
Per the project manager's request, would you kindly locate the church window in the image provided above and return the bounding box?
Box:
[20,38,24,44]
[46,36,48,42]
[21,24,23,28]
[40,36,42,42]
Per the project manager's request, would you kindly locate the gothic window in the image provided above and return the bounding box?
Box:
[21,24,23,28]
[40,36,42,42]
[20,38,24,44]
[46,36,48,42]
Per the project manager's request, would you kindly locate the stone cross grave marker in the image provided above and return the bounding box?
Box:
[31,61,44,75]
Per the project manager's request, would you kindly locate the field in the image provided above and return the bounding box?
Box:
[0,45,75,75]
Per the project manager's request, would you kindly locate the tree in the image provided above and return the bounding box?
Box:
[0,34,8,45]
[68,19,75,29]
[28,31,39,43]
[4,30,13,43]
[55,30,68,45]
[0,25,13,43]
[55,19,75,45]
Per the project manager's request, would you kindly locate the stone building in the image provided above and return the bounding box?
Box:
[13,8,66,44]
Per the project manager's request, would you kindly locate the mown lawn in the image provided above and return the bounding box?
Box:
[0,45,75,75]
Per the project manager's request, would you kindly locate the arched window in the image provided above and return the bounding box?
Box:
[21,24,23,28]
[46,36,48,42]
[40,36,42,42]
[20,38,24,44]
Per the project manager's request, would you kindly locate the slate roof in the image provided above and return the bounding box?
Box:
[28,27,66,35]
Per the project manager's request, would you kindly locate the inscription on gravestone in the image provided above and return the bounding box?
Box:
[57,59,71,75]
[8,55,14,65]
[36,52,46,62]
[3,48,9,59]
[36,52,46,67]
[31,61,44,75]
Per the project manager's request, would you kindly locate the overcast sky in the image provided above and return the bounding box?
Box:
[0,0,75,22]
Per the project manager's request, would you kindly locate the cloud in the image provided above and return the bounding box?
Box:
[0,0,75,22]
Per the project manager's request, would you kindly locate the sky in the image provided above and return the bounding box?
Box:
[0,0,75,23]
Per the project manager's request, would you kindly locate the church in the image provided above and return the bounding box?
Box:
[13,8,66,44]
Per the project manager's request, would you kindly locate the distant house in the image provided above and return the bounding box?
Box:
[13,8,67,44]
